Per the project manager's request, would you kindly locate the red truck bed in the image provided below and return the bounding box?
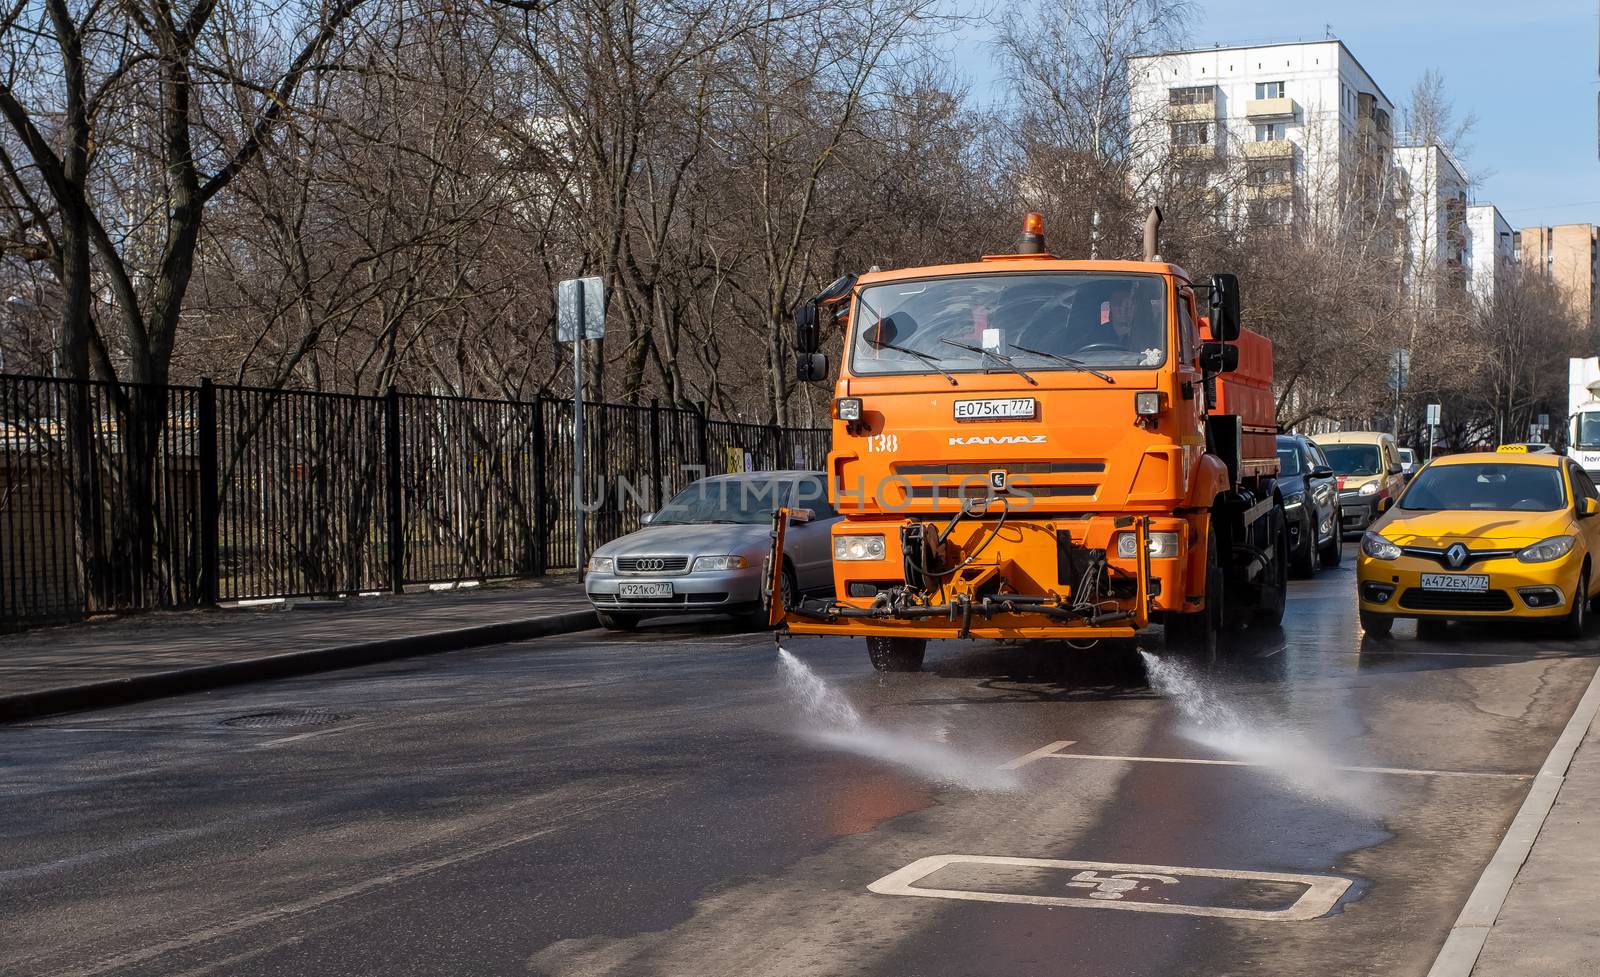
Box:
[1214,329,1277,478]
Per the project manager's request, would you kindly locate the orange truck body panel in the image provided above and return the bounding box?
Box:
[772,247,1278,642]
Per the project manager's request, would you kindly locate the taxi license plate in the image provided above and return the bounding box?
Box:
[954,397,1036,421]
[1420,573,1488,592]
[619,582,673,598]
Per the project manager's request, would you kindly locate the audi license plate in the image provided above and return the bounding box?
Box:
[954,397,1036,421]
[1420,573,1488,592]
[619,582,673,599]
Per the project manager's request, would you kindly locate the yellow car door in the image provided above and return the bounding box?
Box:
[1569,463,1600,597]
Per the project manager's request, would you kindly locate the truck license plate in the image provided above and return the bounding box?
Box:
[1420,573,1488,592]
[619,582,673,598]
[954,397,1036,421]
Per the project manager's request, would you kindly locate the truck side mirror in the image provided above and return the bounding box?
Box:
[794,303,819,354]
[796,352,829,382]
[1208,273,1241,342]
[1200,341,1238,374]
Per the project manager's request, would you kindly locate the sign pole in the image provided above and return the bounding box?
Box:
[573,284,585,573]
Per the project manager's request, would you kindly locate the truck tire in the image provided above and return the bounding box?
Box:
[597,611,640,632]
[1253,520,1289,628]
[867,636,926,672]
[1165,531,1221,656]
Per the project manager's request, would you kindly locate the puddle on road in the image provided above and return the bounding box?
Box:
[1139,650,1375,811]
[777,648,1019,792]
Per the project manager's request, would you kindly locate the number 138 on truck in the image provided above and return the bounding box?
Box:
[764,210,1289,671]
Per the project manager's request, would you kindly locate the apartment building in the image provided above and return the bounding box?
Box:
[1128,39,1396,225]
[1393,145,1469,295]
[1463,204,1514,299]
[1516,224,1600,326]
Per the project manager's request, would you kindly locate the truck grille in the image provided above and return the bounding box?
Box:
[1397,588,1513,612]
[616,556,689,573]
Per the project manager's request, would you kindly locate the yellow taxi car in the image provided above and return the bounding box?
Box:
[1357,452,1600,638]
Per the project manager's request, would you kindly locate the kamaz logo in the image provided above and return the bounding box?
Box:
[948,434,1047,446]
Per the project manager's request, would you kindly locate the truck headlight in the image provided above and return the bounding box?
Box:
[1115,531,1180,559]
[836,397,863,421]
[1358,481,1379,496]
[1517,535,1576,564]
[1361,532,1401,560]
[834,535,886,560]
[691,555,749,572]
[1134,391,1165,416]
[586,556,614,573]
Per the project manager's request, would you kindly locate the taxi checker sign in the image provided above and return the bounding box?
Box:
[954,397,1036,421]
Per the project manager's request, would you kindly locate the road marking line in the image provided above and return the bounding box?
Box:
[1426,659,1600,977]
[997,740,1076,770]
[868,855,1352,922]
[1037,752,1529,780]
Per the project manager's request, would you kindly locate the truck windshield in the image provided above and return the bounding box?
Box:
[1322,443,1381,476]
[1399,463,1565,512]
[1578,412,1600,448]
[850,272,1167,376]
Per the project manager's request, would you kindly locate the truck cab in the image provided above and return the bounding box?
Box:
[768,213,1286,670]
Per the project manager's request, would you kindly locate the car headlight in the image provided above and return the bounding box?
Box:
[1283,494,1303,510]
[1517,536,1577,564]
[1361,532,1401,560]
[586,556,614,573]
[834,535,886,561]
[1358,481,1379,496]
[691,555,749,572]
[1115,531,1181,559]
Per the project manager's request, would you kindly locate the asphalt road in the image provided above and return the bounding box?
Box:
[4,551,1597,977]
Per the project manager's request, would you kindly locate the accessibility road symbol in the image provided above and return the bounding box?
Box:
[868,855,1353,921]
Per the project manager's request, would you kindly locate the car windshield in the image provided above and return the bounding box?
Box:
[1399,463,1566,512]
[1322,443,1382,476]
[850,272,1168,376]
[653,478,794,525]
[1276,442,1303,475]
[1579,412,1600,449]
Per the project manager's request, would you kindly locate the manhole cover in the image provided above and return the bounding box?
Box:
[220,709,345,730]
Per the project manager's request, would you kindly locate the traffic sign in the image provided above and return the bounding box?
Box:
[1426,403,1440,426]
[557,277,605,341]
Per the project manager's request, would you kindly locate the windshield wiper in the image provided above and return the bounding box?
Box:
[939,338,1037,385]
[872,339,958,385]
[1006,343,1115,384]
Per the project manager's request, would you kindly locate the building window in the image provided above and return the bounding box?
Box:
[1248,198,1293,225]
[1254,123,1284,142]
[1255,81,1285,99]
[1246,160,1293,185]
[1168,86,1214,106]
[1171,122,1211,146]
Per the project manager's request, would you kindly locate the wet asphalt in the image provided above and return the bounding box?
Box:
[3,547,1597,977]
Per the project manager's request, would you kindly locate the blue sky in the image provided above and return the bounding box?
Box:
[947,0,1599,228]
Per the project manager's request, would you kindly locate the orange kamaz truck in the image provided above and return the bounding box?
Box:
[766,210,1287,671]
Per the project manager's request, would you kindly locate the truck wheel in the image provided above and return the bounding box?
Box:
[597,611,640,632]
[1253,521,1289,627]
[1319,533,1343,568]
[866,636,926,672]
[1359,610,1392,637]
[1165,531,1220,656]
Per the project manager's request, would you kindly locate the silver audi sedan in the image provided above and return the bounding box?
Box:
[584,471,840,630]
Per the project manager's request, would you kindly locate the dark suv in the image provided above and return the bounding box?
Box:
[1276,434,1342,576]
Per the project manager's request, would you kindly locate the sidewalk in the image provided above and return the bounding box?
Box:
[0,580,595,722]
[1471,714,1600,977]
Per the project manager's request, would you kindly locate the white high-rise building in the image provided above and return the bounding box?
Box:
[1128,39,1396,225]
[1463,203,1514,299]
[1393,145,1469,296]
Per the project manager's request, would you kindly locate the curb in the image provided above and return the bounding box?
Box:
[1425,659,1600,977]
[0,609,598,724]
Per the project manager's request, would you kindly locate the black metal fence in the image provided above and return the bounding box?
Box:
[0,372,828,627]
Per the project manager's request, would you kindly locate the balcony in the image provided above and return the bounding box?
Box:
[1243,139,1294,159]
[1245,182,1294,200]
[1245,97,1295,119]
[1168,101,1216,122]
[1172,143,1218,161]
